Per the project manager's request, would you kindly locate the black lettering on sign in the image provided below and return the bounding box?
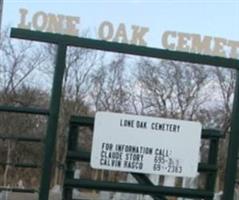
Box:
[151,122,180,133]
[136,121,147,129]
[100,159,122,168]
[153,163,161,171]
[101,151,123,160]
[124,161,143,170]
[154,148,171,157]
[115,144,124,152]
[125,153,144,162]
[120,119,134,128]
[101,143,113,151]
[140,146,153,155]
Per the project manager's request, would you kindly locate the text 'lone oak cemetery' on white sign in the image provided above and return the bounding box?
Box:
[90,112,202,177]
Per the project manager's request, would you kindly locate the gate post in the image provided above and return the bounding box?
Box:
[39,44,67,200]
[223,70,239,200]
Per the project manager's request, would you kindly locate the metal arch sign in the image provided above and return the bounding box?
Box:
[91,112,202,177]
[17,8,239,59]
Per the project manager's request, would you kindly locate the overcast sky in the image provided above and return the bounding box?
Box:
[2,0,239,48]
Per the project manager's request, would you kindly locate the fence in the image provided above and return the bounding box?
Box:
[63,115,223,200]
[0,27,238,200]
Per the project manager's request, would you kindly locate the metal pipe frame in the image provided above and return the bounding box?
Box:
[9,28,239,200]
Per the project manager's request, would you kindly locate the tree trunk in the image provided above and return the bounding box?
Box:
[3,140,14,186]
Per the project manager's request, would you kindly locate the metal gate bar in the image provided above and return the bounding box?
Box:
[10,28,238,69]
[0,136,43,142]
[38,44,67,200]
[0,162,41,168]
[64,179,213,199]
[0,105,49,115]
[0,187,37,193]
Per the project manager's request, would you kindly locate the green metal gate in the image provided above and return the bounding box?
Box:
[63,115,223,200]
[0,106,47,194]
[1,27,238,200]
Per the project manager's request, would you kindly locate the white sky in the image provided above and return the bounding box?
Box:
[2,0,239,48]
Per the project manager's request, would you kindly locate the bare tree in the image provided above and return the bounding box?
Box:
[132,58,212,190]
[90,54,131,113]
[89,54,131,182]
[133,59,209,119]
[0,87,48,187]
[212,68,236,190]
[0,28,46,99]
[0,28,47,187]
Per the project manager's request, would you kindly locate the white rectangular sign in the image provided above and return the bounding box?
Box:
[90,112,202,177]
